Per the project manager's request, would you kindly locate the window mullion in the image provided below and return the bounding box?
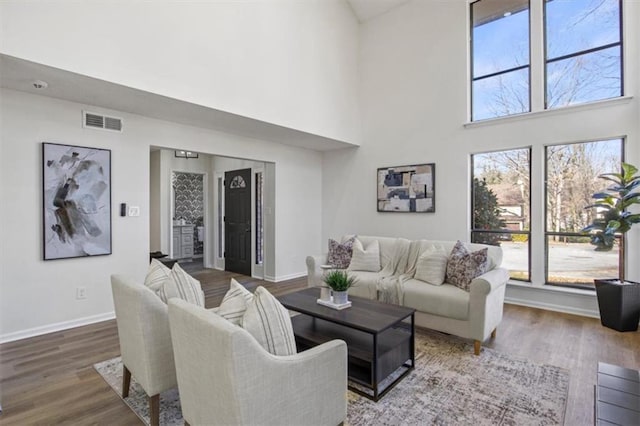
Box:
[530,0,545,112]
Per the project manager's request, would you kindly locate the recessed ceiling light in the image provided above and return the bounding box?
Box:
[503,11,512,17]
[32,80,48,89]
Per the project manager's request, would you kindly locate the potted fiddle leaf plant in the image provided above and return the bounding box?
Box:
[323,270,356,305]
[583,162,640,331]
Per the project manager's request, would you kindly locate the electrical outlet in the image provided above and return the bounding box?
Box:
[128,206,140,217]
[76,287,87,300]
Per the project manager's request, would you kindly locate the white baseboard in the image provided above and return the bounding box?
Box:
[0,311,115,344]
[505,282,599,318]
[264,271,307,283]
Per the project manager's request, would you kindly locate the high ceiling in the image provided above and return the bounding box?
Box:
[0,55,357,152]
[346,0,409,22]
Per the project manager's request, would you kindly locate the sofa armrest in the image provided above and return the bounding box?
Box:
[306,254,328,288]
[470,267,509,296]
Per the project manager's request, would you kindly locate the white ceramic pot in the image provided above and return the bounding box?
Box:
[333,291,348,305]
[319,287,332,301]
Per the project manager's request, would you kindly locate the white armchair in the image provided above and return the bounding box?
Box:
[168,298,348,426]
[111,275,177,426]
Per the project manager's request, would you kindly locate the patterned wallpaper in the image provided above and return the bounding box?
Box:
[173,172,204,255]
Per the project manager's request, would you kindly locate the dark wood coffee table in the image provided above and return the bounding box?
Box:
[278,287,415,401]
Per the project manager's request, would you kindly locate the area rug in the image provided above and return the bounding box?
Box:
[94,329,569,425]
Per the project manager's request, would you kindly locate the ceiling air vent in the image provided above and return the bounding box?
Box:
[83,111,123,132]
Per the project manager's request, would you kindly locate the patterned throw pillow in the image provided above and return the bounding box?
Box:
[144,259,171,293]
[414,245,449,285]
[445,241,488,292]
[327,236,356,269]
[242,286,297,356]
[216,278,254,326]
[158,263,205,307]
[348,239,381,272]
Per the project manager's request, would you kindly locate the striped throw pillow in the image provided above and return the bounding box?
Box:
[158,263,205,307]
[347,239,381,272]
[242,286,296,356]
[144,259,171,293]
[216,278,254,326]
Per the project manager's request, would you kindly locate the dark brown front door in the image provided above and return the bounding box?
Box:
[225,168,251,276]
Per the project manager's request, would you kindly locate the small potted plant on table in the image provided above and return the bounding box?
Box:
[323,270,356,306]
[583,162,640,331]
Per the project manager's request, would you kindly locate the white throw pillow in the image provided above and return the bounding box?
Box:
[216,278,254,326]
[242,286,297,356]
[348,239,381,272]
[414,246,449,285]
[144,259,171,293]
[157,263,205,307]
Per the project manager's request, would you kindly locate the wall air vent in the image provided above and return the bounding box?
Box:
[83,111,123,132]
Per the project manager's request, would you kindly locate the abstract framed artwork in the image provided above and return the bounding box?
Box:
[42,142,112,260]
[377,163,435,213]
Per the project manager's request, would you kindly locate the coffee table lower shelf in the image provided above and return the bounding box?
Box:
[291,314,414,401]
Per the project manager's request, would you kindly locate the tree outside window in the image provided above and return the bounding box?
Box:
[471,148,531,281]
[545,138,623,287]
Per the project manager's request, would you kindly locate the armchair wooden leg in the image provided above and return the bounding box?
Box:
[491,328,497,339]
[122,365,131,398]
[150,394,160,426]
[474,340,481,356]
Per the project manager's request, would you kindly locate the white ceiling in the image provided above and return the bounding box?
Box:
[347,0,410,22]
[0,54,357,152]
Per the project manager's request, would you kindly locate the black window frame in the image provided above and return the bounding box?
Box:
[470,148,532,282]
[543,138,625,289]
[543,0,624,109]
[470,0,532,122]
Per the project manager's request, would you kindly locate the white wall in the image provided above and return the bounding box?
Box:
[0,88,322,342]
[322,0,640,313]
[0,0,360,143]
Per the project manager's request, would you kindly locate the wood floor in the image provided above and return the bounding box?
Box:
[1,268,639,425]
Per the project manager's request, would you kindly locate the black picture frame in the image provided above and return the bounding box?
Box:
[42,142,112,260]
[377,163,435,213]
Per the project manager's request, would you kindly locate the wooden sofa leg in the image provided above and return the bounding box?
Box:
[150,394,160,426]
[491,328,497,339]
[474,340,481,356]
[122,365,131,398]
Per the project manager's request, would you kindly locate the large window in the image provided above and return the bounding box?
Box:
[545,138,623,287]
[470,0,624,122]
[545,0,623,108]
[471,0,530,121]
[471,148,531,281]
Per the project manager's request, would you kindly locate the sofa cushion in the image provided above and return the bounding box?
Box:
[348,239,381,272]
[446,241,488,292]
[157,263,205,307]
[242,286,297,356]
[144,259,172,293]
[414,245,448,285]
[327,236,356,269]
[403,279,470,321]
[345,235,400,270]
[216,278,254,326]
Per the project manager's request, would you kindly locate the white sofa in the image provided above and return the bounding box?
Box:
[306,236,509,355]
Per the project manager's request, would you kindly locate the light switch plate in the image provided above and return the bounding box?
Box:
[128,206,140,217]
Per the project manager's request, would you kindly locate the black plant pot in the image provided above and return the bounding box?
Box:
[595,279,640,332]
